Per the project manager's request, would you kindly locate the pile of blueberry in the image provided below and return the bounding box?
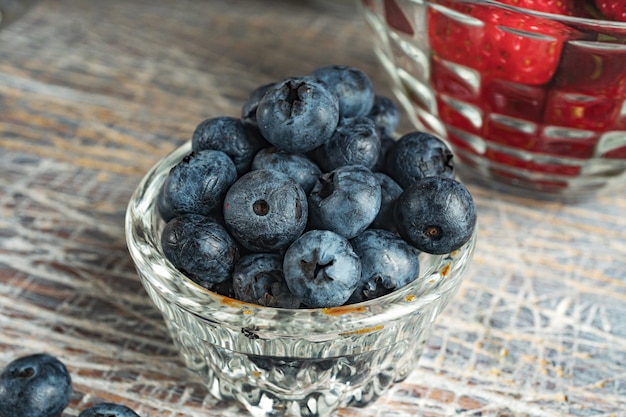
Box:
[0,353,140,417]
[158,65,477,309]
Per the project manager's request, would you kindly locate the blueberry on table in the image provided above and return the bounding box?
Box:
[348,229,420,304]
[385,131,455,188]
[367,95,400,137]
[371,172,403,231]
[0,353,72,417]
[78,402,140,417]
[160,150,237,219]
[256,76,340,153]
[310,116,381,172]
[192,116,266,174]
[311,65,375,118]
[251,146,322,194]
[161,214,239,287]
[283,229,361,308]
[232,253,301,308]
[395,177,476,254]
[308,164,381,239]
[223,169,308,253]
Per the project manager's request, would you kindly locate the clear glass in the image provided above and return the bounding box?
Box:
[125,141,476,417]
[360,0,626,201]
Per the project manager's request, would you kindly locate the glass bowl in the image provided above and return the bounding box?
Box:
[360,0,626,201]
[125,141,476,417]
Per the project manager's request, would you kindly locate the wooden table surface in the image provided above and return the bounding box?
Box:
[1,1,625,416]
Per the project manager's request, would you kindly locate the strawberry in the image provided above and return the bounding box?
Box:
[552,40,626,97]
[594,0,626,22]
[543,90,622,131]
[427,3,584,85]
[430,55,481,103]
[497,0,593,17]
[481,78,547,122]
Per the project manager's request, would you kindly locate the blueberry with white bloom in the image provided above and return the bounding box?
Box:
[252,147,322,194]
[160,150,237,219]
[161,214,239,286]
[256,76,339,153]
[312,65,375,118]
[371,172,403,232]
[192,116,266,174]
[395,176,476,254]
[283,230,361,308]
[223,169,308,253]
[308,165,381,239]
[367,95,400,137]
[0,353,72,417]
[348,229,420,304]
[385,131,455,188]
[309,116,381,172]
[232,253,301,308]
[79,403,140,417]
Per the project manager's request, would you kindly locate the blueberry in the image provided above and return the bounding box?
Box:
[192,116,266,174]
[308,165,381,239]
[394,177,476,254]
[283,229,361,308]
[241,82,277,127]
[223,169,308,252]
[348,229,420,304]
[371,134,395,173]
[156,185,176,222]
[232,253,301,308]
[371,172,403,232]
[251,147,322,194]
[0,353,72,417]
[367,95,400,137]
[161,214,239,287]
[309,116,381,172]
[160,150,237,219]
[385,132,455,188]
[78,403,140,417]
[311,65,375,118]
[256,76,339,153]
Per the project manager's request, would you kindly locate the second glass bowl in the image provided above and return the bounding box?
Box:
[360,0,626,201]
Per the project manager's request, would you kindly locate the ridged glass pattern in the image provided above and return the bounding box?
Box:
[360,0,626,200]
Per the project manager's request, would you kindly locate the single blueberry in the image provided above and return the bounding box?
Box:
[395,177,476,254]
[192,116,266,174]
[161,214,240,286]
[241,82,277,127]
[156,185,176,222]
[283,229,361,308]
[348,229,420,304]
[256,76,340,153]
[311,65,375,118]
[161,150,237,218]
[232,253,301,308]
[78,403,140,417]
[223,169,308,253]
[385,131,455,188]
[0,353,72,417]
[308,165,381,239]
[367,95,400,137]
[251,147,322,194]
[371,134,396,173]
[309,116,381,172]
[371,172,403,232]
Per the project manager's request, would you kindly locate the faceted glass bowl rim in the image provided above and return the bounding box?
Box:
[414,0,626,29]
[125,141,477,337]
